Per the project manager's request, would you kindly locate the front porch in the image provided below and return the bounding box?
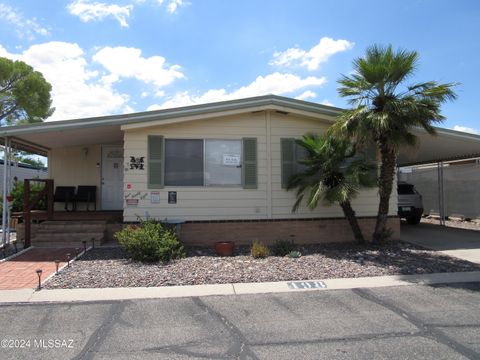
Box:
[11,178,123,248]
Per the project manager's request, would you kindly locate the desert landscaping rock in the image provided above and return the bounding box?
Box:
[44,241,480,289]
[421,217,480,231]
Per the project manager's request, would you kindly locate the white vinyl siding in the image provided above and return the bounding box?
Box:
[269,112,397,218]
[123,113,267,222]
[122,111,397,222]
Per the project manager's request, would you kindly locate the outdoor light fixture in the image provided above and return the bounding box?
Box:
[82,240,87,253]
[55,260,60,274]
[36,269,42,290]
[91,237,95,249]
[66,253,71,267]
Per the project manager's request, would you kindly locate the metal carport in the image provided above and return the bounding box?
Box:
[397,127,480,225]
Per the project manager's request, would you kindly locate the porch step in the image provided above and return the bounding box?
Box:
[34,232,105,242]
[32,220,107,248]
[35,220,106,233]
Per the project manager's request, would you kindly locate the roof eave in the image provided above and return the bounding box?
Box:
[0,95,342,137]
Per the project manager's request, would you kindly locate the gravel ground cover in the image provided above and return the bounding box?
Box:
[421,217,480,231]
[45,241,480,289]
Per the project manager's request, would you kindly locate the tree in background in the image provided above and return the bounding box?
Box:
[0,57,54,126]
[331,45,456,243]
[9,150,46,168]
[287,134,376,244]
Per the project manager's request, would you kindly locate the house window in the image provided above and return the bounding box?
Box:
[148,137,256,188]
[165,139,204,186]
[205,139,242,186]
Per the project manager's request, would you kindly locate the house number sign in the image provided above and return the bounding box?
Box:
[287,281,327,289]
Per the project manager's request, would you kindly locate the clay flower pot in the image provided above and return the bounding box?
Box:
[214,241,235,256]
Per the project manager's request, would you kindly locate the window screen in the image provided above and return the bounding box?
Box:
[165,139,204,186]
[205,140,242,186]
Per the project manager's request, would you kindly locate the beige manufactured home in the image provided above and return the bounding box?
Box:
[4,95,405,245]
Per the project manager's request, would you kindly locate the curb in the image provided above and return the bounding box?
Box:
[0,271,479,304]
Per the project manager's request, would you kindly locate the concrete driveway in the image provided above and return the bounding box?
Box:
[401,222,480,264]
[1,283,480,359]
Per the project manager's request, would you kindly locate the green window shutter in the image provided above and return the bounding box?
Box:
[242,137,257,189]
[281,138,296,189]
[148,135,164,189]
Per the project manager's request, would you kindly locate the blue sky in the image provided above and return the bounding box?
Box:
[0,0,479,134]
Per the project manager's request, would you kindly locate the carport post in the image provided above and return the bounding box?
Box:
[437,161,446,226]
[2,137,9,245]
[6,140,12,244]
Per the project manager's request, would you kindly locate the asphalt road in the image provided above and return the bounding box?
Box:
[1,283,479,359]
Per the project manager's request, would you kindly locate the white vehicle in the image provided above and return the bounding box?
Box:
[397,182,424,225]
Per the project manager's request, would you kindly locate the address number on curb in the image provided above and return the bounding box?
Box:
[287,281,327,290]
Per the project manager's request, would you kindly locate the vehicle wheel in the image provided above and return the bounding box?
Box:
[406,215,421,225]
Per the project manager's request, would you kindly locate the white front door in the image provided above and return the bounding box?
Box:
[101,145,124,210]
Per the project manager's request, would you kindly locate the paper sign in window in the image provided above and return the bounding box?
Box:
[223,154,240,166]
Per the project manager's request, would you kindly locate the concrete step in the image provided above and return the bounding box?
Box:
[41,221,107,226]
[36,221,107,233]
[36,226,105,234]
[34,232,105,243]
[33,242,95,249]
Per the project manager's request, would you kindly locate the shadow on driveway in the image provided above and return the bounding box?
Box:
[401,222,480,264]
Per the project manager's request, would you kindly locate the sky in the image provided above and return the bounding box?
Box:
[0,0,479,134]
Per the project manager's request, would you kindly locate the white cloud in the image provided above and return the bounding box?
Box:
[453,125,479,135]
[0,3,49,40]
[92,46,184,87]
[295,90,317,101]
[0,41,187,120]
[271,37,354,71]
[0,42,129,120]
[67,0,133,28]
[152,72,326,109]
[320,99,334,106]
[166,0,184,13]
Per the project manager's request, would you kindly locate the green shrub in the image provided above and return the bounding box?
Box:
[0,180,46,213]
[272,239,295,256]
[115,220,186,263]
[288,250,302,258]
[251,240,269,259]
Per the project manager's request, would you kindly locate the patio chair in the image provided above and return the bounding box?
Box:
[73,186,97,212]
[53,186,76,212]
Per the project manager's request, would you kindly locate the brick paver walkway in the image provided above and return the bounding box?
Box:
[0,248,77,290]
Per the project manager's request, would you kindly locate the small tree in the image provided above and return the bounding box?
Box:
[287,134,376,244]
[332,45,456,243]
[0,57,54,126]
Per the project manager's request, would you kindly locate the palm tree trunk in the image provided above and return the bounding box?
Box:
[373,142,397,243]
[340,200,365,244]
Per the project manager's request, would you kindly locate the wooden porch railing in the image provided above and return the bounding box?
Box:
[23,179,54,248]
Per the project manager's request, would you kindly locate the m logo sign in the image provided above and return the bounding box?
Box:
[130,156,145,170]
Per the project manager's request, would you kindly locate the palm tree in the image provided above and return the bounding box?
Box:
[287,134,376,244]
[331,45,457,243]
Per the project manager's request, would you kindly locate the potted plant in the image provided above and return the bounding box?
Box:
[214,241,235,256]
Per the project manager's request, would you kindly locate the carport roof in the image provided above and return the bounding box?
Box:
[0,94,479,165]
